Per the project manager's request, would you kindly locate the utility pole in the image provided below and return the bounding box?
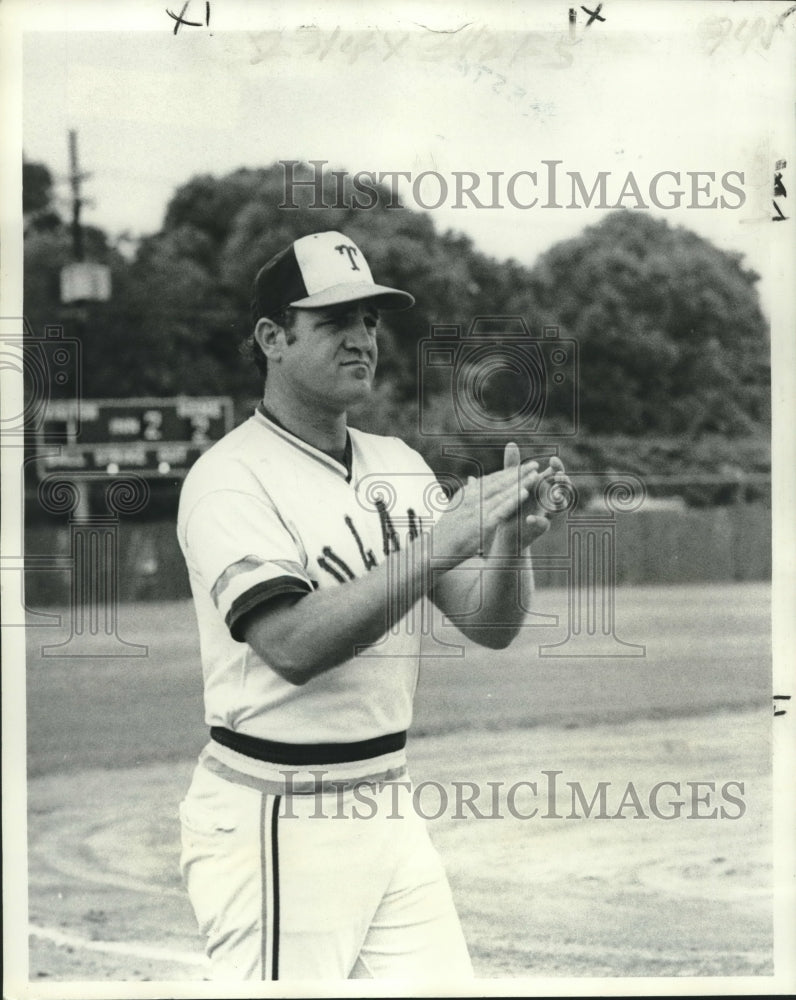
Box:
[64,128,94,522]
[61,131,110,304]
[68,129,86,262]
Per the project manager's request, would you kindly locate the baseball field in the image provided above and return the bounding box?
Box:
[21,581,774,987]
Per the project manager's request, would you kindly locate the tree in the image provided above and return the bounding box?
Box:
[527,211,769,438]
[22,158,61,230]
[23,161,771,491]
[129,164,551,418]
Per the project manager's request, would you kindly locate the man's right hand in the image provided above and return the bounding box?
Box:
[431,461,544,563]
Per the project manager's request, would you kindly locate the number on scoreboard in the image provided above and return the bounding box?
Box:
[35,397,235,479]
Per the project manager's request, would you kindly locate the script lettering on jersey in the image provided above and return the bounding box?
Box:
[318,508,422,582]
[375,498,400,556]
[345,516,377,570]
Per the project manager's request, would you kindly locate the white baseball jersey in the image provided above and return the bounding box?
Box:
[178,407,474,981]
[177,407,443,745]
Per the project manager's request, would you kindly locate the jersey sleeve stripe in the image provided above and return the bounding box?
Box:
[226,576,313,641]
[211,555,266,607]
[211,556,311,608]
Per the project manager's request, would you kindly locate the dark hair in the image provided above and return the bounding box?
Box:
[240,308,297,379]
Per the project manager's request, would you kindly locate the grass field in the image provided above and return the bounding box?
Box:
[20,581,775,986]
[26,582,771,777]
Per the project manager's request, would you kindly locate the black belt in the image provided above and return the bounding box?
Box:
[210,727,407,766]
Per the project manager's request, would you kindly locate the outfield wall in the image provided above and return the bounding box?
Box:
[24,504,771,606]
[533,503,772,587]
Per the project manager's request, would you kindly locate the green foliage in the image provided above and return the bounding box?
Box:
[22,160,769,502]
[528,212,770,437]
[23,158,61,229]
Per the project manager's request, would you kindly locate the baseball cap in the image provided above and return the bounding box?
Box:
[252,231,415,321]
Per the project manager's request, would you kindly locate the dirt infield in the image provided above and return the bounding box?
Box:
[26,709,771,983]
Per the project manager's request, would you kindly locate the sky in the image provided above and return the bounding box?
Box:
[12,0,795,322]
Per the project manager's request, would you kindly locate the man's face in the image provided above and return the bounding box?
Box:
[278,299,380,410]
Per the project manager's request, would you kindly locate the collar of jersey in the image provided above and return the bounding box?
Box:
[255,402,353,482]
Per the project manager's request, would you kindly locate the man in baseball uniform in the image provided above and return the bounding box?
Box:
[177,230,567,981]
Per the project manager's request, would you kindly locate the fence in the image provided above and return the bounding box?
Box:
[23,503,770,610]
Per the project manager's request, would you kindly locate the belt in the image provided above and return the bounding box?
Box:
[210,727,407,766]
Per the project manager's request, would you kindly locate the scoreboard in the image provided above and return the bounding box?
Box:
[35,397,235,478]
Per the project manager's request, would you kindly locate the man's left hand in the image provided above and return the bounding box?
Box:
[498,443,572,550]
